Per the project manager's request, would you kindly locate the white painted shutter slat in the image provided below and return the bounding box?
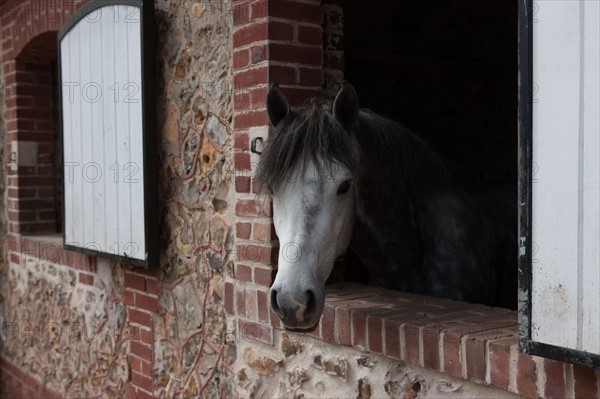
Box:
[126,7,147,261]
[531,0,581,350]
[90,16,107,253]
[61,34,74,246]
[101,7,119,257]
[531,0,600,355]
[581,0,600,354]
[61,5,148,262]
[114,7,134,258]
[80,16,95,250]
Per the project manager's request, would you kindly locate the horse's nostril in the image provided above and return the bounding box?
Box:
[270,289,281,314]
[305,289,317,318]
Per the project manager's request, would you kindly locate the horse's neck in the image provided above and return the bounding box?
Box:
[350,112,468,274]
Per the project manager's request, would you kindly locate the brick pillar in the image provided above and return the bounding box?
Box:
[124,269,159,398]
[227,0,324,342]
[5,61,58,234]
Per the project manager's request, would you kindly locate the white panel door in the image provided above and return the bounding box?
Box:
[531,0,600,355]
[60,5,147,262]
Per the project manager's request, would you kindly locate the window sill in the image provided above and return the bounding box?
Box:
[8,232,96,272]
[233,282,597,398]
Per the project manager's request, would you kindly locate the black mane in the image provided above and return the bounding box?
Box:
[256,99,357,191]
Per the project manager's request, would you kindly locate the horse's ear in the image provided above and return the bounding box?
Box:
[267,82,290,127]
[333,81,359,131]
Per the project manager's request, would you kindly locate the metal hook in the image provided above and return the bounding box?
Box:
[251,137,264,155]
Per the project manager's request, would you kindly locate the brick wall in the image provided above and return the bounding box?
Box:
[228,1,600,398]
[4,60,58,234]
[123,268,159,398]
[229,0,325,343]
[1,1,599,398]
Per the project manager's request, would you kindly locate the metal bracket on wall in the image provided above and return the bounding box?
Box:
[251,137,264,155]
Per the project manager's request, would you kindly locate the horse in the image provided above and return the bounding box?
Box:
[256,81,517,330]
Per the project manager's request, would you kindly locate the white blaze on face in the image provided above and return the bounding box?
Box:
[270,159,355,328]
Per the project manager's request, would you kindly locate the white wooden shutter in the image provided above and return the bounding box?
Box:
[58,0,157,267]
[519,0,600,368]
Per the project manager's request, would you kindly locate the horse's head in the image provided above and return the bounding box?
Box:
[257,82,360,330]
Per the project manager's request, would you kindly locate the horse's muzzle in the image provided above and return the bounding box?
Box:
[269,286,321,330]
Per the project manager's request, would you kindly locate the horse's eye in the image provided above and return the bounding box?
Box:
[337,180,352,195]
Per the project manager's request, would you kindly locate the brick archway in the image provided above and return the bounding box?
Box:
[2,1,88,234]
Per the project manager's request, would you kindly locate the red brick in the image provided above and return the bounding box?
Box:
[249,0,268,20]
[234,110,268,129]
[135,293,159,313]
[516,352,538,398]
[403,324,421,365]
[124,272,146,291]
[298,67,323,86]
[543,359,566,399]
[257,289,269,322]
[254,267,276,286]
[351,310,367,350]
[384,318,401,359]
[442,327,464,378]
[233,22,268,48]
[250,44,268,65]
[236,264,252,282]
[234,66,268,88]
[236,287,246,317]
[367,314,384,354]
[233,49,250,70]
[268,22,293,43]
[125,383,138,399]
[250,86,268,107]
[270,43,322,66]
[146,279,159,296]
[139,328,153,345]
[270,1,323,24]
[320,305,336,343]
[270,65,296,85]
[128,308,152,328]
[253,222,274,241]
[239,318,274,345]
[78,272,94,286]
[234,132,250,150]
[489,337,515,390]
[240,244,277,265]
[234,91,251,110]
[464,334,487,383]
[136,387,155,399]
[234,152,251,171]
[336,306,351,346]
[297,25,322,46]
[224,282,234,314]
[573,364,597,399]
[131,371,153,393]
[235,176,251,193]
[235,200,271,217]
[130,354,142,372]
[130,341,152,362]
[232,1,250,26]
[236,222,251,239]
[245,288,258,320]
[422,327,440,370]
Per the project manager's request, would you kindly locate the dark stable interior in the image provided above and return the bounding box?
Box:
[335,0,518,291]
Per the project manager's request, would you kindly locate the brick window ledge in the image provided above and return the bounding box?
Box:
[248,282,598,399]
[6,233,97,273]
